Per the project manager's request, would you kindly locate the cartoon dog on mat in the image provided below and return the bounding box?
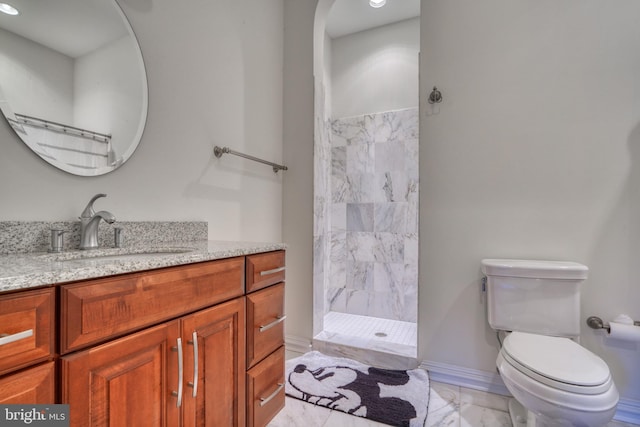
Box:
[288,363,417,426]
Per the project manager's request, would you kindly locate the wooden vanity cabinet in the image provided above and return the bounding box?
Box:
[61,297,246,427]
[245,252,286,427]
[61,257,247,427]
[0,249,286,426]
[0,287,55,404]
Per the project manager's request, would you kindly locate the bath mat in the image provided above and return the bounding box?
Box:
[285,351,429,427]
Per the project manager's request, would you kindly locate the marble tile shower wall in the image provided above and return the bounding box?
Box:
[328,108,419,322]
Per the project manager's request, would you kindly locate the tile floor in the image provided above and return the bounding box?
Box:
[268,381,638,427]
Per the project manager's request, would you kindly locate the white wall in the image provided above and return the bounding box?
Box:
[331,17,419,118]
[323,32,332,119]
[283,0,640,412]
[0,28,73,123]
[282,0,317,343]
[0,0,284,243]
[419,0,640,402]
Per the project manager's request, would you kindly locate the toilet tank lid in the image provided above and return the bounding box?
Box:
[481,259,588,280]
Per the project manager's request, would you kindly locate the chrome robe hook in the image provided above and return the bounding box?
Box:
[428,86,443,104]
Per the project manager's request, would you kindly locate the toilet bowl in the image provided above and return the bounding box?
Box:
[497,332,618,427]
[480,259,619,426]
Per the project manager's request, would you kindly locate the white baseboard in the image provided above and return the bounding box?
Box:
[285,334,312,356]
[421,360,640,424]
[420,359,511,396]
[616,398,640,424]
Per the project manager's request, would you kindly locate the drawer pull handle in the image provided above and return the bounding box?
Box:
[260,266,286,276]
[0,329,33,346]
[259,315,286,332]
[171,338,184,407]
[259,383,284,407]
[187,331,199,398]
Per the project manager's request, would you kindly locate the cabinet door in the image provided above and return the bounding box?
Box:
[181,297,246,427]
[61,322,181,427]
[0,361,55,404]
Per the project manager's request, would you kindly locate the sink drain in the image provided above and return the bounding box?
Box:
[374,332,387,337]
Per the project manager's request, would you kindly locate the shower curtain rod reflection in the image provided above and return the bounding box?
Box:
[213,146,288,173]
[14,113,111,143]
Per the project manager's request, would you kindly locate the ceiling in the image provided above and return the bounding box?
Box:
[1,0,420,57]
[326,0,420,39]
[0,0,128,58]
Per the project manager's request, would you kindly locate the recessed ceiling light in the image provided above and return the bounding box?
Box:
[0,3,19,15]
[369,0,386,8]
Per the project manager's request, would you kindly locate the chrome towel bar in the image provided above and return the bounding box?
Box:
[214,146,288,173]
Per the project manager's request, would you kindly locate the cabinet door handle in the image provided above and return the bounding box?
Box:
[259,383,284,407]
[171,338,184,407]
[259,315,286,332]
[0,329,33,346]
[187,331,198,398]
[260,266,285,276]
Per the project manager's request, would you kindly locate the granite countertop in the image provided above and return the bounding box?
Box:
[0,240,286,293]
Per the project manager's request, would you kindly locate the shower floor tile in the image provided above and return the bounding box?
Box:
[323,311,416,346]
[314,312,417,366]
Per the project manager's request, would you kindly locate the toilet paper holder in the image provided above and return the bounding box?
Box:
[587,315,640,332]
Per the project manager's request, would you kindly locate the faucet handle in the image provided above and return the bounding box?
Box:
[49,229,66,253]
[80,193,107,218]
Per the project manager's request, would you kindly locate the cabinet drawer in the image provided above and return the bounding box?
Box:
[0,361,56,404]
[246,346,285,427]
[0,288,54,375]
[246,283,284,368]
[246,251,285,293]
[61,257,245,353]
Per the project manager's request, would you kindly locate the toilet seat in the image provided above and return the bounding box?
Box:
[501,332,612,395]
[497,351,619,422]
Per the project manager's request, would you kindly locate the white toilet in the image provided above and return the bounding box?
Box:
[481,259,619,427]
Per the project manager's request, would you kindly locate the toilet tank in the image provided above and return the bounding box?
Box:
[481,259,588,337]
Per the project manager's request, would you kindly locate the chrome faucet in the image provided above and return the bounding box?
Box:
[79,193,116,250]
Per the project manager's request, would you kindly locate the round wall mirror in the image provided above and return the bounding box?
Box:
[0,0,148,176]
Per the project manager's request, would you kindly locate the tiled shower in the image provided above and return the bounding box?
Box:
[313,106,419,363]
